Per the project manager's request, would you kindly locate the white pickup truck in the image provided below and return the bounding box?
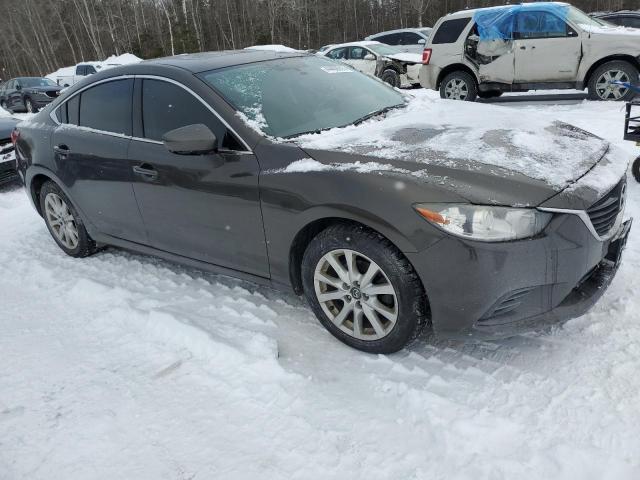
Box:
[47,62,104,88]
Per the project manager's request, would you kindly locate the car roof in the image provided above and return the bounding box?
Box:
[325,41,382,49]
[367,27,431,37]
[443,2,571,19]
[144,49,307,73]
[593,10,640,17]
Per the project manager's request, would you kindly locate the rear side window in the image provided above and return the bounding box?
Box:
[67,95,80,125]
[141,79,241,149]
[376,33,402,45]
[79,79,133,135]
[514,11,568,39]
[400,32,423,45]
[432,17,472,44]
[326,47,347,59]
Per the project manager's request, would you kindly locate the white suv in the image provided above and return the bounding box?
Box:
[419,2,640,101]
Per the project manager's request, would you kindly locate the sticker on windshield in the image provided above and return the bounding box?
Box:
[320,66,353,74]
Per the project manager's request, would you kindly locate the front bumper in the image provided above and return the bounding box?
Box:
[0,155,18,185]
[406,214,632,341]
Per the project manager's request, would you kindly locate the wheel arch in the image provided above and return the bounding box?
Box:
[582,55,640,87]
[288,216,419,296]
[436,63,478,89]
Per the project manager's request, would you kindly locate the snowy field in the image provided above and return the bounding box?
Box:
[1,91,640,479]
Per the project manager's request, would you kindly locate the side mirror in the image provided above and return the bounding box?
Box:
[418,38,426,45]
[15,84,21,91]
[162,123,218,155]
[364,53,376,61]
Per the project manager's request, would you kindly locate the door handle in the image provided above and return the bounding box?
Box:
[54,144,70,158]
[133,163,158,179]
[519,45,527,50]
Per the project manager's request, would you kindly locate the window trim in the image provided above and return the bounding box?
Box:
[49,74,253,153]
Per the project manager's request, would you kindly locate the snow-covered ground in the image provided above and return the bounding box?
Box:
[1,92,640,479]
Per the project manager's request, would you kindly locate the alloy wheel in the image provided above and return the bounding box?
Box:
[313,249,398,341]
[44,192,79,250]
[444,78,469,100]
[595,70,630,100]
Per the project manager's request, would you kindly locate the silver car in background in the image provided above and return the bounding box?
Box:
[365,27,432,54]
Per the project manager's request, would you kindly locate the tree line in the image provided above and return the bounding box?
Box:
[0,0,636,79]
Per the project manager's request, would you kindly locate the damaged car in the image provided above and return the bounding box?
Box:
[321,41,422,87]
[420,2,640,101]
[15,51,633,353]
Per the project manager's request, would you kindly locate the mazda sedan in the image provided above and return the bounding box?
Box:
[14,50,632,353]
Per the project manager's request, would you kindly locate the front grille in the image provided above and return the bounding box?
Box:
[587,180,626,237]
[0,138,14,157]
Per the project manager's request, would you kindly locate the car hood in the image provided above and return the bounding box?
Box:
[24,86,62,93]
[582,23,640,39]
[293,95,631,208]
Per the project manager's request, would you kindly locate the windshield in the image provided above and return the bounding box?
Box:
[201,56,405,138]
[18,78,57,87]
[566,6,611,28]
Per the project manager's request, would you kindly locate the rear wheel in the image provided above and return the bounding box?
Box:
[380,69,401,88]
[40,181,98,257]
[632,157,640,183]
[588,61,639,101]
[440,71,478,101]
[302,223,428,353]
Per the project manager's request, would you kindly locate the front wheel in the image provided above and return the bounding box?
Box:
[440,71,478,101]
[633,156,640,183]
[0,100,9,112]
[587,61,639,101]
[301,223,428,353]
[40,181,98,257]
[24,97,38,113]
[380,69,401,88]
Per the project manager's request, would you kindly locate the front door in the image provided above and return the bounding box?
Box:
[347,46,377,77]
[128,78,269,277]
[51,78,147,243]
[514,11,582,82]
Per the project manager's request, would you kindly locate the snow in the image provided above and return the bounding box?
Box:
[268,157,407,174]
[292,90,633,196]
[244,45,299,53]
[2,93,640,479]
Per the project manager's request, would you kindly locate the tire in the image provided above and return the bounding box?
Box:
[380,69,401,88]
[0,100,9,112]
[40,181,98,258]
[478,90,503,99]
[24,97,38,113]
[439,71,478,101]
[587,61,639,101]
[632,157,640,183]
[301,222,428,354]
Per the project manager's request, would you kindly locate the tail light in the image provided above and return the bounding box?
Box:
[422,48,432,65]
[10,129,19,146]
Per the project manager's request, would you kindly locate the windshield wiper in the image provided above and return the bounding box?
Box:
[283,103,405,139]
[352,104,404,126]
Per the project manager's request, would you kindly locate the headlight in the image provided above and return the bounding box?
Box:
[414,203,552,242]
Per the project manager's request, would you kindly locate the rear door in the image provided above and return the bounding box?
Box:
[51,78,147,243]
[513,10,581,82]
[128,78,269,277]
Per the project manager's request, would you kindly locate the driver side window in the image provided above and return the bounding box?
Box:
[514,11,570,39]
[349,47,371,60]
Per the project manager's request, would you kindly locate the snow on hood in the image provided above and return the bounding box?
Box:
[579,23,640,36]
[294,94,630,196]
